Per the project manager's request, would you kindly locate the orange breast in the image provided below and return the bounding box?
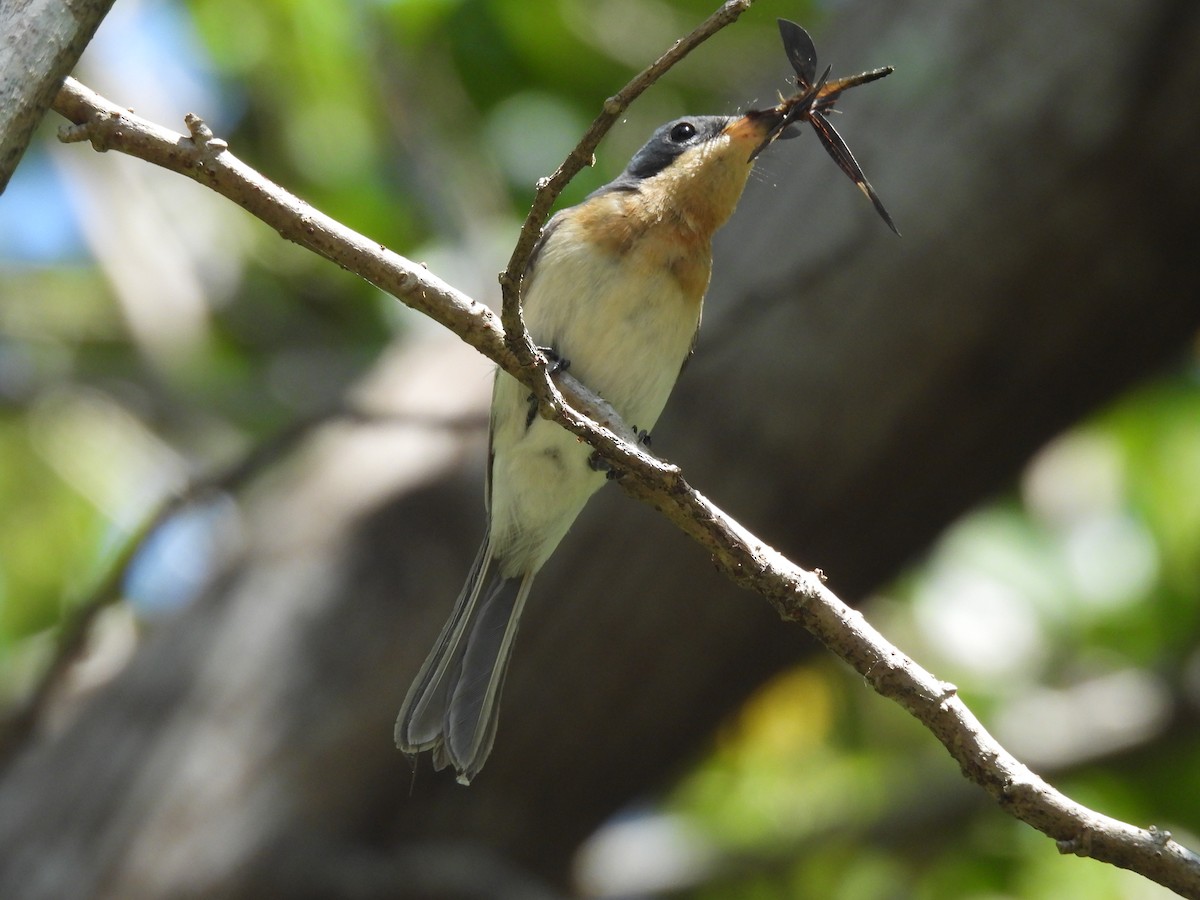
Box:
[571,189,713,306]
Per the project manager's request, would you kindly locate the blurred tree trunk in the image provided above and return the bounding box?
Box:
[2,0,1199,896]
[0,0,116,190]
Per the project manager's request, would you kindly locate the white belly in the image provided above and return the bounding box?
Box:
[487,225,704,575]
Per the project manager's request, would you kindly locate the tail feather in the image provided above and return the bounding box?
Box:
[395,540,491,750]
[395,540,534,784]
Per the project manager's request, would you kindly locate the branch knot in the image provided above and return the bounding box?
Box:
[184,113,228,156]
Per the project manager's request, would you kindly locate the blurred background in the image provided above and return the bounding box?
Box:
[1,0,1199,897]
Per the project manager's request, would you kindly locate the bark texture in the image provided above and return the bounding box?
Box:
[0,0,117,190]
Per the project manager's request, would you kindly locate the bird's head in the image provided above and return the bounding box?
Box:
[609,111,785,238]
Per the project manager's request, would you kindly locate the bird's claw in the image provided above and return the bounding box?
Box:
[538,347,570,376]
[588,451,619,479]
[524,348,571,428]
[587,428,651,479]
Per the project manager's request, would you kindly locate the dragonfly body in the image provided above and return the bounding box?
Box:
[749,20,899,234]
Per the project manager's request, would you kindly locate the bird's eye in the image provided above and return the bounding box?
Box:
[669,121,697,143]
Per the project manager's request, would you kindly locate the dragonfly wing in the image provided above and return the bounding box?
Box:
[809,111,899,235]
[778,19,818,87]
[748,65,832,162]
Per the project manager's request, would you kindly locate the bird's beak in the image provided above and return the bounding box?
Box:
[723,108,793,163]
[724,109,783,142]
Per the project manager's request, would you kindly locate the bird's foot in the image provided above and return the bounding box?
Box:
[588,428,651,480]
[525,348,571,428]
[588,451,616,478]
[538,346,570,376]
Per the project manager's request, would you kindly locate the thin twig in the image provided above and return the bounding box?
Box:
[0,408,338,768]
[47,45,1200,900]
[496,0,756,421]
[54,86,520,378]
[0,403,484,769]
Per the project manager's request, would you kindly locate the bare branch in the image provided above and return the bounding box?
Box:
[48,56,1200,900]
[501,0,759,293]
[496,0,757,424]
[53,80,521,376]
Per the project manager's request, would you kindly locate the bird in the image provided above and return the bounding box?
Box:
[395,18,898,785]
[394,111,789,784]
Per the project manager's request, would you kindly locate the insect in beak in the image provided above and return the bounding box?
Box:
[748,19,899,235]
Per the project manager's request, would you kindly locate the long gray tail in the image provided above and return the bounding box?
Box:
[395,540,533,785]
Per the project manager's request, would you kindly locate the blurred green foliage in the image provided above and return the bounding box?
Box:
[672,368,1200,899]
[1,0,1197,896]
[0,0,806,670]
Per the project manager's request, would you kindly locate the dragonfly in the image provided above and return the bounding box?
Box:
[749,19,899,235]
